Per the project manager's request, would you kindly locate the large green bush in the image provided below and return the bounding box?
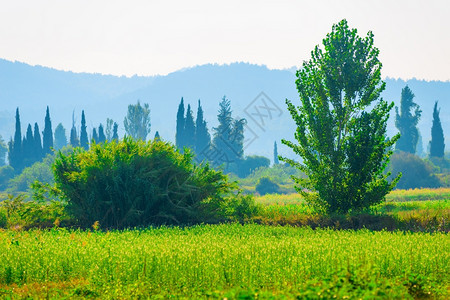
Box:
[53,138,244,228]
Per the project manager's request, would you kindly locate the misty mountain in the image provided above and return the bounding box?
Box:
[0,58,448,161]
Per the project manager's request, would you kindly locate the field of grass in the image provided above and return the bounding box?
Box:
[0,224,448,299]
[254,189,450,231]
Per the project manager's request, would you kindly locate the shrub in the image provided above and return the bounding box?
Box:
[53,138,241,228]
[388,152,441,189]
[256,177,280,195]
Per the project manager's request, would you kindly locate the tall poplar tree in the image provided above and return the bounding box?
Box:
[395,86,421,153]
[429,101,445,157]
[80,110,89,150]
[195,100,211,160]
[184,104,195,149]
[42,106,53,155]
[33,122,43,161]
[112,122,119,141]
[123,101,151,140]
[281,19,400,214]
[175,98,186,149]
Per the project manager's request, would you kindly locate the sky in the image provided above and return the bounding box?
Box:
[0,0,449,81]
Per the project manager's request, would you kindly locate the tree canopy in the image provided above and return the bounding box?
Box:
[281,19,400,214]
[123,101,151,140]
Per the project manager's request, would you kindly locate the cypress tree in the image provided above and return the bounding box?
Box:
[34,123,43,161]
[195,100,211,160]
[70,126,80,147]
[8,108,22,171]
[112,122,119,141]
[23,124,34,167]
[154,131,161,140]
[54,123,68,150]
[395,86,421,153]
[42,106,53,155]
[98,124,106,143]
[274,141,279,164]
[175,97,186,148]
[80,110,89,150]
[429,101,445,157]
[212,96,233,165]
[92,128,98,144]
[184,104,195,149]
[230,118,246,160]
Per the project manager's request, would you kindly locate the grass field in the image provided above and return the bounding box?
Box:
[254,189,450,231]
[0,224,448,299]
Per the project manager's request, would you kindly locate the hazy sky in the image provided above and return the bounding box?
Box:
[0,0,449,80]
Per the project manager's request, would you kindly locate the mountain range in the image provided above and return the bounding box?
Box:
[0,58,448,160]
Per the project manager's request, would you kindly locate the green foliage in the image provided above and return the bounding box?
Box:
[0,166,14,191]
[255,177,280,195]
[229,155,271,178]
[388,152,441,189]
[0,225,447,298]
[395,86,421,154]
[281,19,400,214]
[0,191,70,229]
[123,101,151,141]
[430,101,445,158]
[53,138,242,228]
[6,153,55,194]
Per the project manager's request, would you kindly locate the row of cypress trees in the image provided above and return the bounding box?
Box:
[8,107,53,172]
[8,107,120,172]
[175,96,246,166]
[395,85,445,157]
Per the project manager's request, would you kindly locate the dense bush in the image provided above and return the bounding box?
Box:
[256,177,280,195]
[229,155,271,178]
[388,152,441,189]
[53,138,252,229]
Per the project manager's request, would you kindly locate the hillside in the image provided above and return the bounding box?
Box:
[0,59,448,160]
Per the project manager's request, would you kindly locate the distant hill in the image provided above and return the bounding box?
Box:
[0,58,448,160]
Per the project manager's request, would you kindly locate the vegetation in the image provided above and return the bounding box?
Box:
[395,85,421,154]
[430,101,445,158]
[282,19,400,214]
[0,225,447,299]
[123,101,151,140]
[53,138,254,229]
[388,151,441,189]
[255,177,280,195]
[42,106,53,156]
